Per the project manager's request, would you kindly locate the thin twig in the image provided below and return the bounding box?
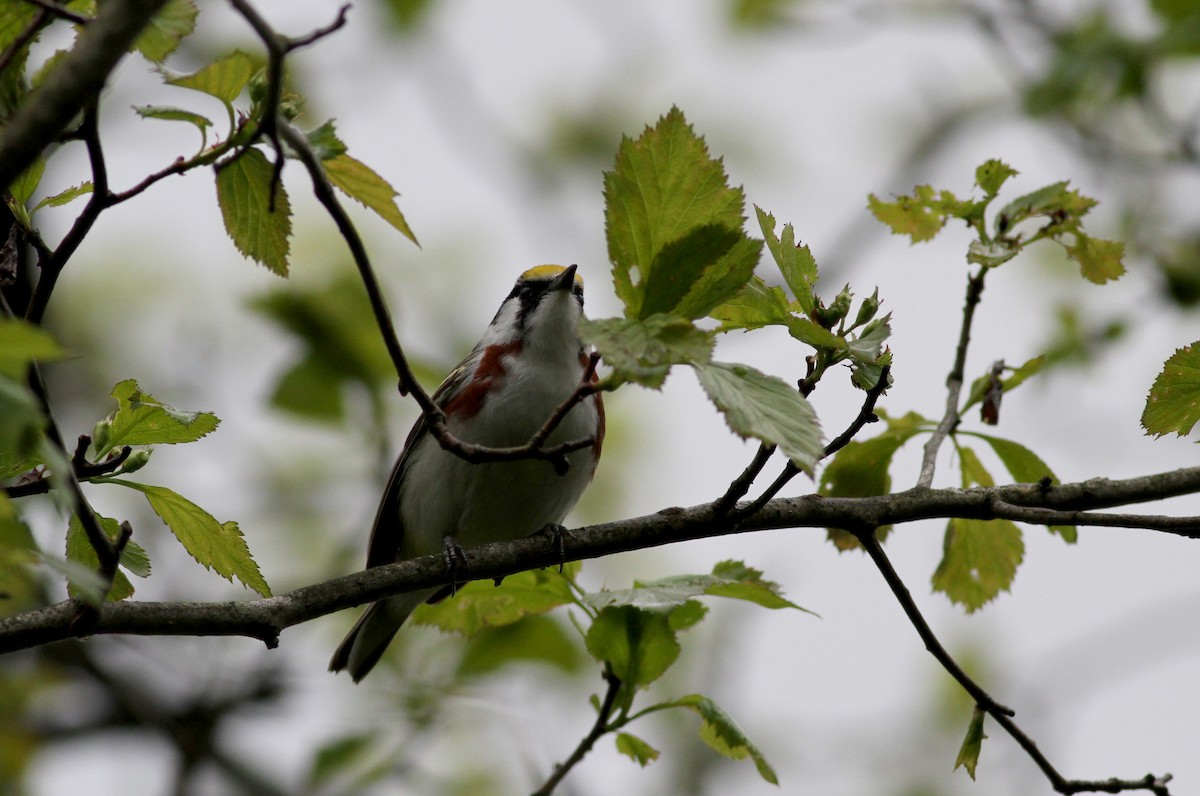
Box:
[2,436,132,499]
[917,269,986,487]
[713,443,776,516]
[23,0,90,24]
[0,9,48,76]
[533,667,622,796]
[732,364,891,520]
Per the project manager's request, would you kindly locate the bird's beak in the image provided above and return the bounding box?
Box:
[550,263,578,292]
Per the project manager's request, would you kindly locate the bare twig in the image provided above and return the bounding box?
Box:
[533,667,622,796]
[23,0,90,24]
[3,436,133,499]
[917,269,986,487]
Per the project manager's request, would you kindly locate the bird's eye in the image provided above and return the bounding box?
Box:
[519,285,536,301]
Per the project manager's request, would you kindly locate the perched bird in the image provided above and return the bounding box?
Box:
[331,264,604,681]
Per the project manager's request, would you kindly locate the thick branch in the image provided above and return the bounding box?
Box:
[0,0,168,191]
[4,464,1200,652]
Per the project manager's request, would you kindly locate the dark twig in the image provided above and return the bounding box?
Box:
[25,0,90,24]
[533,667,622,796]
[283,3,351,51]
[713,443,776,516]
[3,435,132,499]
[0,9,48,77]
[732,364,891,520]
[917,269,986,487]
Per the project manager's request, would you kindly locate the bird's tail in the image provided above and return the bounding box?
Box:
[329,590,434,682]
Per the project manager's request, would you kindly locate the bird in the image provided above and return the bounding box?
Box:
[330,264,604,681]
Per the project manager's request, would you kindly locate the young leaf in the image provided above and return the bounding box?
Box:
[1143,342,1200,438]
[110,481,270,596]
[955,707,988,780]
[580,314,713,389]
[931,517,1024,612]
[691,361,823,472]
[323,154,417,244]
[585,560,809,616]
[306,119,348,161]
[615,732,660,767]
[31,181,94,212]
[134,105,212,149]
[641,227,761,320]
[133,0,197,64]
[962,355,1046,414]
[604,106,747,318]
[666,694,779,785]
[867,185,960,243]
[708,276,791,331]
[215,148,292,275]
[584,605,680,693]
[65,514,135,601]
[165,50,255,104]
[411,569,575,637]
[0,319,66,378]
[756,206,817,313]
[97,379,219,455]
[1065,233,1125,284]
[975,159,1018,198]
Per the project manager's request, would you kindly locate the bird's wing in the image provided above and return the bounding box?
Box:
[362,351,480,569]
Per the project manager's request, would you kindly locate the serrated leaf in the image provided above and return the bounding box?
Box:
[783,315,846,350]
[957,444,994,488]
[31,181,93,211]
[215,148,292,275]
[756,206,817,313]
[111,481,270,596]
[955,707,988,780]
[1065,233,1125,284]
[640,225,761,320]
[615,732,660,767]
[133,0,197,63]
[306,119,348,161]
[666,694,778,785]
[604,106,746,318]
[323,154,417,244]
[65,515,134,601]
[975,159,1018,198]
[708,276,791,331]
[6,157,43,206]
[580,314,713,389]
[997,180,1072,221]
[98,379,219,455]
[0,319,66,378]
[411,568,574,637]
[584,605,679,694]
[1142,342,1200,438]
[868,185,960,243]
[165,50,255,103]
[931,517,1024,612]
[691,361,822,471]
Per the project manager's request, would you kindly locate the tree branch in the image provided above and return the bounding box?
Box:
[533,667,622,796]
[917,268,986,487]
[0,0,168,192]
[5,464,1200,652]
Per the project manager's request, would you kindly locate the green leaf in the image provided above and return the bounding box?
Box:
[65,515,134,601]
[411,568,575,637]
[215,148,292,275]
[968,433,1076,542]
[97,379,219,456]
[955,707,988,780]
[6,157,44,206]
[0,494,40,604]
[756,206,817,313]
[691,361,822,471]
[110,481,270,596]
[962,355,1046,413]
[134,105,212,150]
[783,316,846,350]
[133,0,197,63]
[585,605,680,693]
[819,412,927,549]
[708,276,791,331]
[584,560,810,617]
[975,159,1018,198]
[666,694,778,785]
[306,119,348,161]
[867,185,960,243]
[0,376,45,478]
[1142,342,1200,438]
[997,180,1074,223]
[640,225,761,320]
[0,319,66,378]
[308,733,375,788]
[931,517,1024,612]
[31,181,93,212]
[604,106,747,318]
[323,154,417,244]
[615,732,660,767]
[457,614,585,676]
[165,50,255,104]
[580,314,713,389]
[1065,233,1125,284]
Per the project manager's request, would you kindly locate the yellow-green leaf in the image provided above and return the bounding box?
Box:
[215,148,292,275]
[666,694,778,785]
[0,320,66,378]
[1065,233,1125,284]
[931,517,1024,612]
[323,154,417,244]
[97,379,219,455]
[954,707,988,780]
[166,50,255,104]
[1142,342,1200,438]
[134,0,197,64]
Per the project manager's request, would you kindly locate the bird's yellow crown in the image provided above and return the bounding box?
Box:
[521,264,584,285]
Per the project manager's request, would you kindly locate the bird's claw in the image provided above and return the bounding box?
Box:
[442,535,467,594]
[533,523,574,573]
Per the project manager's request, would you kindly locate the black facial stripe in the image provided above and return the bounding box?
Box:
[500,277,584,330]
